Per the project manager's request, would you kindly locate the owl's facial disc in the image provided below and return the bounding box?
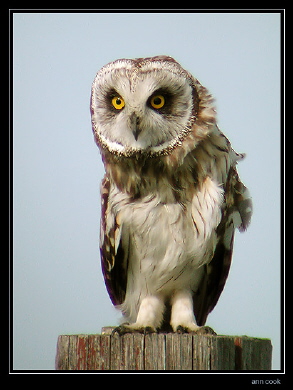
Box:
[91,57,198,157]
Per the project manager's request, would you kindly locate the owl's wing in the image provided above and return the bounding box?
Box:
[193,166,252,326]
[100,175,127,306]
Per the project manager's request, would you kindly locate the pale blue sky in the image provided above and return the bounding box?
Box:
[13,12,281,370]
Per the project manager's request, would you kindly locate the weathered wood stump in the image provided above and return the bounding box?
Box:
[55,327,272,371]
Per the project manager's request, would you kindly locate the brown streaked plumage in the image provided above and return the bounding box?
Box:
[91,56,252,333]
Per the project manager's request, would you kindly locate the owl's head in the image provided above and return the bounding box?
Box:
[91,56,216,158]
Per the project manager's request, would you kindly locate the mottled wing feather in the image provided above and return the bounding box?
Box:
[193,228,234,326]
[100,175,127,306]
[193,166,252,326]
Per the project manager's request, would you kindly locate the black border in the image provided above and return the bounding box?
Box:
[9,8,285,384]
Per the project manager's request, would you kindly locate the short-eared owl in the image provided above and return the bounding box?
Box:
[91,56,252,334]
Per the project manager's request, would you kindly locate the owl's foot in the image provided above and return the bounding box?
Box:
[176,325,217,335]
[112,323,157,336]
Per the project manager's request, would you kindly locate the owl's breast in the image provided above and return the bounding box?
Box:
[113,176,223,293]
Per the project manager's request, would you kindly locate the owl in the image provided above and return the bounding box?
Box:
[91,55,252,334]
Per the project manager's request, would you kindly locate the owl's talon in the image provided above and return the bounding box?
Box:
[112,326,123,336]
[195,326,217,335]
[175,325,217,335]
[112,324,156,335]
[176,325,188,334]
[112,323,130,335]
[144,326,157,335]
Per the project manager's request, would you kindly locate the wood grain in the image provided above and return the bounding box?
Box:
[55,330,272,371]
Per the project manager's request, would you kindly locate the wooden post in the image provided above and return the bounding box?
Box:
[55,328,272,371]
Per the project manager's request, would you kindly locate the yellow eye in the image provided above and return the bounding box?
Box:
[111,96,125,110]
[150,95,165,109]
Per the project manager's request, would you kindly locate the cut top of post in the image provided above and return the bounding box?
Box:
[55,331,272,371]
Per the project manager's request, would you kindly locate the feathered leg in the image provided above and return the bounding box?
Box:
[113,295,165,335]
[170,290,216,334]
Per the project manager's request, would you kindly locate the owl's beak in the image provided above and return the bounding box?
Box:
[129,112,142,141]
[133,127,142,141]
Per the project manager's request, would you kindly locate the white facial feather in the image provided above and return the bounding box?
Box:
[91,57,198,157]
